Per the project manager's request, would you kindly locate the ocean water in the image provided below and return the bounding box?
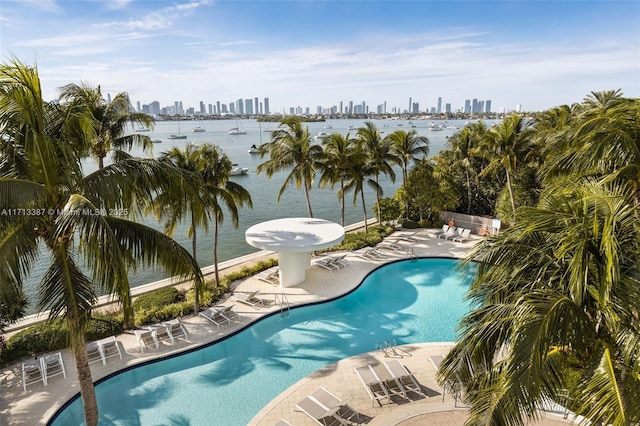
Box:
[22,118,474,310]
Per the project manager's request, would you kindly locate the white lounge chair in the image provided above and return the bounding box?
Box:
[86,341,106,366]
[354,365,392,406]
[134,329,159,353]
[438,226,457,239]
[256,267,279,285]
[384,359,425,397]
[162,318,188,341]
[429,354,465,405]
[199,306,232,328]
[21,358,45,392]
[218,304,242,323]
[446,227,465,240]
[310,387,359,424]
[328,254,348,268]
[453,228,472,243]
[312,256,339,271]
[149,323,174,345]
[351,247,387,261]
[41,352,66,386]
[394,231,419,242]
[231,290,264,308]
[98,336,123,362]
[295,394,347,426]
[434,224,450,237]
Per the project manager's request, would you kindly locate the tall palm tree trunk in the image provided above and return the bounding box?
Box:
[70,324,99,425]
[303,178,314,218]
[213,218,220,287]
[506,169,516,221]
[361,189,369,233]
[191,211,200,311]
[340,180,345,226]
[465,168,472,214]
[375,174,382,224]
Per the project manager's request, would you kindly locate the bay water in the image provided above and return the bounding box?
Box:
[22,118,469,310]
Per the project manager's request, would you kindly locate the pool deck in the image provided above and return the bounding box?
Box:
[0,229,573,425]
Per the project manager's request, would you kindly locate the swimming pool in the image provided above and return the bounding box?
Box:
[50,257,473,425]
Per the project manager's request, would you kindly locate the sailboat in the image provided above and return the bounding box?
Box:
[168,122,188,139]
[228,118,247,135]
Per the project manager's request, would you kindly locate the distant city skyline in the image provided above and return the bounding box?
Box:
[134,95,499,116]
[1,1,638,112]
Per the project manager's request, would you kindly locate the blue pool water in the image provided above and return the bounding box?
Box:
[50,258,473,425]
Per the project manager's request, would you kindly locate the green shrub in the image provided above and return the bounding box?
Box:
[133,287,182,311]
[134,301,193,326]
[1,315,123,366]
[401,220,422,229]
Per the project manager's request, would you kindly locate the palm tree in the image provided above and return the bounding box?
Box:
[58,83,154,169]
[356,122,396,224]
[446,122,485,214]
[439,179,640,425]
[257,116,322,217]
[198,144,252,288]
[343,152,380,233]
[0,59,203,426]
[543,92,640,208]
[478,114,534,221]
[386,129,429,188]
[317,132,363,226]
[155,143,210,311]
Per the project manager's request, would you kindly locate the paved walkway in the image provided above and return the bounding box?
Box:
[0,229,572,425]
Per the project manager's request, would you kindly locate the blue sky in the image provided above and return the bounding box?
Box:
[1,0,638,113]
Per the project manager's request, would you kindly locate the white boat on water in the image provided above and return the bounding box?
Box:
[324,124,333,129]
[230,164,249,175]
[228,127,247,135]
[192,126,206,132]
[314,131,330,140]
[248,145,259,154]
[151,139,162,144]
[135,127,150,132]
[168,134,188,139]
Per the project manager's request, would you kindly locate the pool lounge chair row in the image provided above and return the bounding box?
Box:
[435,225,471,243]
[354,360,425,406]
[21,352,66,392]
[312,254,348,271]
[134,318,189,353]
[199,305,242,328]
[86,336,123,366]
[256,266,280,286]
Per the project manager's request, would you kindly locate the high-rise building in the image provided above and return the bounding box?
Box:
[136,101,141,112]
[485,100,492,113]
[515,104,522,113]
[408,97,412,113]
[254,97,259,115]
[478,101,484,114]
[208,103,213,114]
[472,99,479,114]
[235,99,244,115]
[264,97,270,115]
[412,102,419,113]
[339,101,343,114]
[216,101,221,115]
[437,97,442,114]
[229,102,236,114]
[199,101,205,114]
[150,101,160,115]
[244,99,253,115]
[464,99,471,114]
[348,100,353,114]
[445,103,451,113]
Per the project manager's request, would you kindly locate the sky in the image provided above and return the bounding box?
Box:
[1,0,639,113]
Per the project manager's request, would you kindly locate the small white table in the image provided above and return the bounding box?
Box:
[245,218,345,287]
